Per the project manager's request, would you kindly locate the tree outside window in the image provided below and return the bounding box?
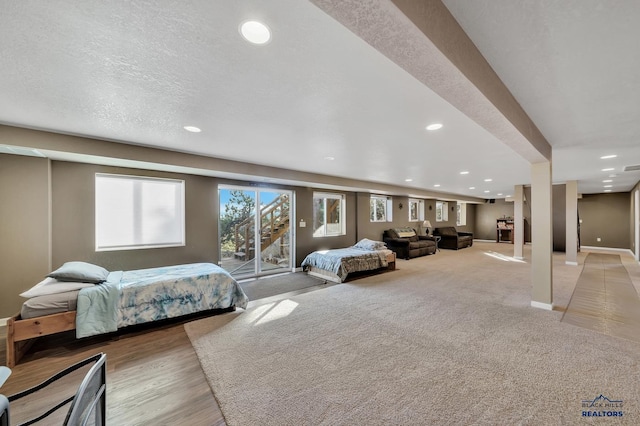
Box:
[436,201,448,222]
[370,195,389,222]
[313,192,345,237]
[408,198,424,222]
[457,203,467,226]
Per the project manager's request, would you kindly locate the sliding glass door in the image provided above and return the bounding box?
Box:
[218,186,293,278]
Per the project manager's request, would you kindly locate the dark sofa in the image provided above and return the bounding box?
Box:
[434,227,473,250]
[383,227,436,259]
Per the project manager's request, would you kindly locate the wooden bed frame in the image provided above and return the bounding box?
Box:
[6,311,77,368]
[6,305,238,368]
[5,263,246,368]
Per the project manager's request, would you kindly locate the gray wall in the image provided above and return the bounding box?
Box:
[1,151,482,318]
[51,161,219,271]
[474,185,572,249]
[474,199,515,241]
[1,157,367,317]
[552,184,566,252]
[355,194,475,241]
[578,192,631,249]
[51,162,363,272]
[3,144,636,319]
[0,154,51,317]
[295,188,358,259]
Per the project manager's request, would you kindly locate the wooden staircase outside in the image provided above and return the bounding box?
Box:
[234,194,290,262]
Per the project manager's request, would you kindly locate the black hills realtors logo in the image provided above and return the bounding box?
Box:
[581,394,624,418]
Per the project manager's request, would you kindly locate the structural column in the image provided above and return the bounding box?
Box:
[633,190,640,262]
[565,180,578,265]
[513,185,524,259]
[531,161,553,310]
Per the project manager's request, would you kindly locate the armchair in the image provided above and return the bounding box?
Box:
[383,227,436,259]
[433,227,473,250]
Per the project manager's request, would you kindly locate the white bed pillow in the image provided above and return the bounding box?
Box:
[354,238,386,251]
[20,277,95,299]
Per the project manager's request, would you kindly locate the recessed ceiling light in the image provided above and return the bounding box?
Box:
[484,178,492,182]
[433,184,441,187]
[497,193,503,196]
[609,174,617,178]
[601,168,614,172]
[604,189,612,192]
[469,187,475,190]
[183,126,201,133]
[602,179,612,183]
[484,190,490,193]
[604,185,612,188]
[405,178,413,182]
[600,154,617,159]
[460,171,469,175]
[323,156,335,161]
[240,20,271,45]
[426,123,443,131]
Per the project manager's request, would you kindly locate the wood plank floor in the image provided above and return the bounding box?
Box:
[0,275,330,425]
[561,253,640,342]
[0,315,226,425]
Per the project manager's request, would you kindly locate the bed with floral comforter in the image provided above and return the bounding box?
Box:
[301,239,393,283]
[76,263,248,338]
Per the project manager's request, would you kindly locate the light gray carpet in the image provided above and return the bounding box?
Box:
[239,272,325,301]
[186,243,640,425]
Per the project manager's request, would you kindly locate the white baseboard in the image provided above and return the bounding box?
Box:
[531,301,554,311]
[295,267,303,272]
[580,246,634,257]
[0,317,8,326]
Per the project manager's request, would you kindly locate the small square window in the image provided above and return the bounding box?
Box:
[313,192,346,237]
[370,195,392,222]
[457,203,467,226]
[408,198,424,222]
[436,201,449,222]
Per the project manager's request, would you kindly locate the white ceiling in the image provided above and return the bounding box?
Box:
[442,0,640,194]
[1,0,638,198]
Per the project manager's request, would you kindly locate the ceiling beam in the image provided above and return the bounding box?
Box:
[310,0,552,163]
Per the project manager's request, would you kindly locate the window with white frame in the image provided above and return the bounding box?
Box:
[436,201,449,222]
[313,192,346,237]
[408,198,424,222]
[95,173,185,251]
[370,195,392,222]
[457,203,467,226]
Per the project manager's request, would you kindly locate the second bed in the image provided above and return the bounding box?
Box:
[301,239,395,283]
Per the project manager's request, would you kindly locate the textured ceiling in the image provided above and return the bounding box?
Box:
[442,0,640,194]
[0,0,638,197]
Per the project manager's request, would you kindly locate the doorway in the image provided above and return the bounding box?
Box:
[218,186,293,278]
